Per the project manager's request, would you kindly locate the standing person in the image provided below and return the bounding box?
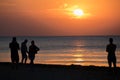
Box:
[106,38,117,68]
[21,39,28,64]
[29,40,39,64]
[9,37,20,69]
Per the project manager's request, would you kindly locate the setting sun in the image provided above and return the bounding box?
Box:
[73,9,84,16]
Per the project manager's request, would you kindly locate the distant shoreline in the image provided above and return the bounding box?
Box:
[0,62,120,68]
[0,35,120,37]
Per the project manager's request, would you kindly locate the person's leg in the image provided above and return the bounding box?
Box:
[108,59,112,68]
[30,55,35,64]
[30,59,33,64]
[31,60,33,64]
[11,55,14,63]
[25,55,27,64]
[108,57,112,68]
[11,58,14,63]
[11,58,15,69]
[32,55,35,64]
[21,57,24,64]
[108,61,112,68]
[15,57,19,69]
[113,58,116,68]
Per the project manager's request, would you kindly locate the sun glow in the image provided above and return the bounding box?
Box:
[64,5,88,19]
[73,9,84,16]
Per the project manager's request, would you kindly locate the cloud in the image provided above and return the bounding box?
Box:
[0,0,16,6]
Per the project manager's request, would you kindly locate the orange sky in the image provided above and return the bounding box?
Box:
[0,0,120,36]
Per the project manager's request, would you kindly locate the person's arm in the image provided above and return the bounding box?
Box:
[106,45,108,52]
[34,46,39,54]
[36,46,39,51]
[9,43,11,48]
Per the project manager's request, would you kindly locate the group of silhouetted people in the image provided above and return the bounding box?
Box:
[9,37,39,69]
[9,37,117,69]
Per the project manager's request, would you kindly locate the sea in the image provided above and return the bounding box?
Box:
[0,36,120,67]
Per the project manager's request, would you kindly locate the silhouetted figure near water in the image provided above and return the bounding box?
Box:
[106,38,117,68]
[21,39,28,64]
[29,40,39,65]
[9,37,20,69]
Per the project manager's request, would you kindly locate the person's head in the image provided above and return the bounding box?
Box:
[24,39,28,43]
[12,37,16,42]
[109,38,113,44]
[31,40,35,45]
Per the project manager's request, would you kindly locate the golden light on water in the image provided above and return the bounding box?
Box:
[73,54,84,63]
[72,51,84,65]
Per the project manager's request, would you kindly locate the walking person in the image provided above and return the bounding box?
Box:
[9,37,20,69]
[106,38,117,68]
[21,39,28,64]
[29,40,39,65]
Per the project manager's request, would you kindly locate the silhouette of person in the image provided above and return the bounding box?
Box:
[21,39,28,64]
[106,38,117,68]
[29,40,39,64]
[9,37,20,69]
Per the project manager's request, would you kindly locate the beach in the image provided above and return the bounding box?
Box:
[0,62,120,80]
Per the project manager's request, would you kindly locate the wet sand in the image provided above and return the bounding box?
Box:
[0,62,120,80]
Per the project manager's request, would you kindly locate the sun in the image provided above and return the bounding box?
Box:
[73,9,84,16]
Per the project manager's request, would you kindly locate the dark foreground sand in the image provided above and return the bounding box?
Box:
[0,62,120,80]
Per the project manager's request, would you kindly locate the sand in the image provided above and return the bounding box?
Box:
[0,62,120,80]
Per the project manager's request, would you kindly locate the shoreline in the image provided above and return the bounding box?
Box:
[0,62,120,80]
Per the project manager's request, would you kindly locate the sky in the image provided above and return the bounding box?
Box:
[0,0,120,36]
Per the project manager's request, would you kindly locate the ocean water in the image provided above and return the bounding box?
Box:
[0,36,120,67]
